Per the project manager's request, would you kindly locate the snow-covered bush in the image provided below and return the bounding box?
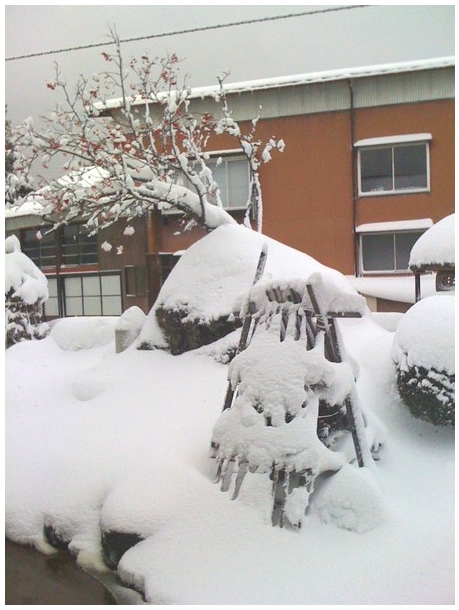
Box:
[5,235,49,348]
[137,224,360,354]
[409,213,455,272]
[392,295,455,427]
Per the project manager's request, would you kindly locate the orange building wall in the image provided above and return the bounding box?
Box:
[148,98,453,279]
[354,100,455,227]
[255,112,355,274]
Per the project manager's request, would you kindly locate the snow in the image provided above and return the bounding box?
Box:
[409,213,455,269]
[5,235,49,305]
[4,194,47,218]
[391,295,455,374]
[97,56,455,109]
[138,224,358,347]
[354,133,432,147]
[115,306,147,352]
[213,332,352,464]
[50,316,118,351]
[356,218,433,232]
[348,274,437,304]
[5,228,454,604]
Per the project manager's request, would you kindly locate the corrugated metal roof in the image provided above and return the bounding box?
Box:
[95,56,455,110]
[191,56,455,98]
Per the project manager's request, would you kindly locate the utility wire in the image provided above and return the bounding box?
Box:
[6,5,369,62]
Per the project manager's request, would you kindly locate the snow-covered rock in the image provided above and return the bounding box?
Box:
[115,306,146,353]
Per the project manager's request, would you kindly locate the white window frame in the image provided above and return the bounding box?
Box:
[162,151,249,214]
[358,230,431,276]
[206,155,250,211]
[356,134,431,197]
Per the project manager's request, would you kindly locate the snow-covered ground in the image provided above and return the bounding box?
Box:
[5,226,454,605]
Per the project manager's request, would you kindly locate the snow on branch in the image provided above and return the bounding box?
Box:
[8,31,284,236]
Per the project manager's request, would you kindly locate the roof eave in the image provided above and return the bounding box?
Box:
[93,55,455,112]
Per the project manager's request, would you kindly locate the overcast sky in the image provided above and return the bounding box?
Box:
[5,4,455,129]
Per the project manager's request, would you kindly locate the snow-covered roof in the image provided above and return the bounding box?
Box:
[356,219,433,233]
[5,195,47,219]
[409,213,455,271]
[95,56,455,110]
[355,133,432,147]
[5,166,110,221]
[348,274,437,305]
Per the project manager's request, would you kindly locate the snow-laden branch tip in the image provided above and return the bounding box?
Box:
[9,36,284,235]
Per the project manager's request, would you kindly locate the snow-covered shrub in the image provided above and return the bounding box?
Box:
[137,224,361,354]
[5,235,49,348]
[392,295,455,427]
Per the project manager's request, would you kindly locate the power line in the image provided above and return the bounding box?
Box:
[6,5,370,62]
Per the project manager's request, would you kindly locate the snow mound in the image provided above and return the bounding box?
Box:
[72,371,110,401]
[409,213,455,270]
[313,464,388,533]
[138,224,363,349]
[392,295,455,374]
[51,317,117,350]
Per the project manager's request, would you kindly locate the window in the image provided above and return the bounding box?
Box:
[207,157,250,209]
[63,273,122,316]
[356,135,431,196]
[125,266,146,296]
[158,253,181,285]
[164,154,250,213]
[42,277,60,318]
[62,224,98,266]
[22,226,57,268]
[360,231,426,273]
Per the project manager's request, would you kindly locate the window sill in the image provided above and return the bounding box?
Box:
[358,188,430,198]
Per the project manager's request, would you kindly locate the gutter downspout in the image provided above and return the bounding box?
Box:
[348,79,359,277]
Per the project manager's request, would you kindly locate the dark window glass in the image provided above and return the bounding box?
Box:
[359,142,428,194]
[360,148,393,193]
[361,233,394,271]
[361,230,425,272]
[436,270,455,291]
[22,227,57,268]
[394,145,428,190]
[62,225,98,266]
[395,232,422,269]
